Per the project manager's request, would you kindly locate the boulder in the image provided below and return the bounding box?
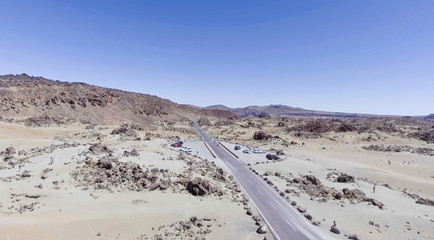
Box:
[131,149,139,156]
[306,175,321,186]
[96,159,113,170]
[89,143,111,154]
[246,209,253,216]
[336,173,355,183]
[21,170,31,178]
[5,147,16,155]
[41,172,49,180]
[123,151,131,157]
[297,206,307,213]
[256,225,267,234]
[348,234,359,240]
[253,131,271,140]
[330,226,340,234]
[190,216,197,222]
[342,188,366,200]
[186,178,220,196]
[159,180,169,190]
[415,198,434,206]
[370,199,385,209]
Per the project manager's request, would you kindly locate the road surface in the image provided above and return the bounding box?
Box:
[193,122,335,240]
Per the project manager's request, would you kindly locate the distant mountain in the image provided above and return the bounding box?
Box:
[204,104,233,111]
[425,114,434,119]
[0,74,237,125]
[424,114,434,122]
[204,104,389,118]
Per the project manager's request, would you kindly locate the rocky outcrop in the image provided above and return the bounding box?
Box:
[253,131,272,140]
[363,144,434,156]
[186,178,223,196]
[88,143,112,155]
[285,175,385,209]
[111,123,139,138]
[336,173,355,183]
[415,197,434,206]
[137,217,219,240]
[71,155,243,203]
[197,118,211,126]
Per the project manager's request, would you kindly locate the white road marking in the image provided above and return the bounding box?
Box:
[285,220,297,231]
[270,202,277,210]
[257,189,264,196]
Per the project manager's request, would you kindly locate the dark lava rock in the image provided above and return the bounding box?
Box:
[190,216,198,222]
[306,175,321,186]
[330,226,340,234]
[89,143,112,154]
[297,206,307,213]
[256,225,268,234]
[336,173,355,183]
[370,199,385,209]
[21,170,31,178]
[342,188,366,200]
[246,209,253,216]
[253,131,272,140]
[5,147,16,155]
[130,149,139,156]
[348,234,359,240]
[186,178,222,197]
[96,159,113,170]
[276,150,285,156]
[416,197,434,206]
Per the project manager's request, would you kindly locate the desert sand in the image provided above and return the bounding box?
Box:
[1,117,433,240]
[200,118,434,240]
[0,121,271,240]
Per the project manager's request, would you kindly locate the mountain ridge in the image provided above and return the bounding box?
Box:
[203,104,406,118]
[0,74,237,125]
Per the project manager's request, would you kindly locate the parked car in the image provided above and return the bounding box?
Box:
[234,145,241,150]
[251,149,263,154]
[266,154,279,160]
[171,141,183,147]
[180,146,192,152]
[243,149,251,154]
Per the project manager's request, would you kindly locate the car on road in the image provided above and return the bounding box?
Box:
[243,149,251,154]
[234,145,241,150]
[171,141,183,147]
[251,149,263,154]
[180,146,192,152]
[266,154,279,160]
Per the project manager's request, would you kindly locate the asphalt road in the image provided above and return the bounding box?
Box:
[193,122,335,240]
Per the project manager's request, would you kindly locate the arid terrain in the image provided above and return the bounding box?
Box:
[0,120,272,240]
[0,75,433,240]
[199,117,434,239]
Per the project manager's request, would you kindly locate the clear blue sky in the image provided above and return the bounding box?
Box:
[1,1,433,115]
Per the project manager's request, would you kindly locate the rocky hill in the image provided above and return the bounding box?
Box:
[205,104,391,118]
[0,74,237,125]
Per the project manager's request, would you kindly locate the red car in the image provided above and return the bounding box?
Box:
[171,141,183,147]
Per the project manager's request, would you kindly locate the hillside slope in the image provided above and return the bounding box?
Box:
[206,104,390,118]
[0,74,236,125]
